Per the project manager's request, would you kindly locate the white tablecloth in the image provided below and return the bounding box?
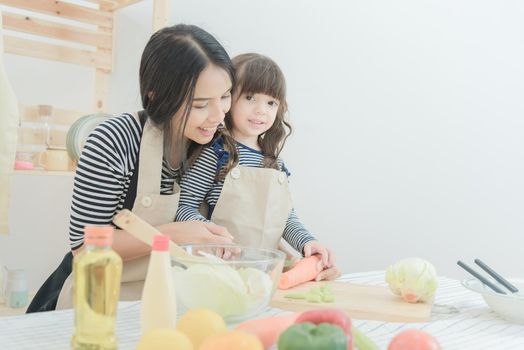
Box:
[1,271,523,349]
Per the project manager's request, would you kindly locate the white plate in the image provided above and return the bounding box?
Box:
[462,278,524,324]
[66,113,111,161]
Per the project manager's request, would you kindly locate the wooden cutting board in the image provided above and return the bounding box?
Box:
[271,281,432,323]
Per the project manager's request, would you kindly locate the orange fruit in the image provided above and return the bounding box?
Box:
[199,330,264,350]
[176,309,227,349]
[136,328,193,350]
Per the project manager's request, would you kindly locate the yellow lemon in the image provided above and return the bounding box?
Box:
[136,328,193,350]
[199,330,264,350]
[176,308,227,349]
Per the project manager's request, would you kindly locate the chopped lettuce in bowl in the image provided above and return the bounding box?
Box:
[172,244,284,323]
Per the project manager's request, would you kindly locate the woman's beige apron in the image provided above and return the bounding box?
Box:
[56,116,180,309]
[210,166,294,252]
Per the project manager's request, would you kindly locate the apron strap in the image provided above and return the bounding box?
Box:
[122,111,148,211]
[135,114,164,196]
[25,252,73,313]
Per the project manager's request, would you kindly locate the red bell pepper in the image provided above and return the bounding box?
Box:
[295,308,353,350]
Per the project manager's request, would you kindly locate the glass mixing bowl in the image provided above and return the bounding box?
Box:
[171,244,285,323]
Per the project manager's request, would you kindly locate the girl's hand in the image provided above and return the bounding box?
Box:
[303,241,341,281]
[303,240,336,269]
[157,221,234,245]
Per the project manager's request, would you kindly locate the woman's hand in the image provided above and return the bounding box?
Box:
[303,240,341,281]
[157,221,234,245]
[113,221,233,261]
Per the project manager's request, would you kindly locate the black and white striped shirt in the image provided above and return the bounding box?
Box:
[69,113,179,249]
[176,138,315,254]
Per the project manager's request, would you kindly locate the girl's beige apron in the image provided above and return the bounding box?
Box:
[56,116,180,309]
[210,166,293,251]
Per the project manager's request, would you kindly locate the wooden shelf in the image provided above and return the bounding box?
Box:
[1,0,170,112]
[1,1,170,162]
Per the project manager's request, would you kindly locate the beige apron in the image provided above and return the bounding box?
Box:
[57,116,180,309]
[211,166,293,251]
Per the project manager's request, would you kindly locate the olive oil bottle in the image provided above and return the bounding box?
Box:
[71,226,122,350]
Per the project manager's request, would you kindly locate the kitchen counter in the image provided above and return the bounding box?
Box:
[1,271,523,349]
[0,293,35,317]
[0,302,28,317]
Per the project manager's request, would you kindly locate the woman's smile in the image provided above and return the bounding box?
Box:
[198,125,219,137]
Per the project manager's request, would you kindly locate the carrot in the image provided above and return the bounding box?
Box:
[279,256,321,289]
[235,313,298,348]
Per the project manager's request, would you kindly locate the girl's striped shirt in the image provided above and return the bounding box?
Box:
[176,138,315,254]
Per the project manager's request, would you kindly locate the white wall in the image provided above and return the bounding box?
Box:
[0,174,72,290]
[3,0,523,287]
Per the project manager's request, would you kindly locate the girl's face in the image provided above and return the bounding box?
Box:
[230,92,280,147]
[177,64,232,144]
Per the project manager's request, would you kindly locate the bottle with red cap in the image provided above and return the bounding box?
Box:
[72,225,123,350]
[141,234,177,332]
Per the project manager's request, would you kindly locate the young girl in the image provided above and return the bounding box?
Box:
[176,53,338,279]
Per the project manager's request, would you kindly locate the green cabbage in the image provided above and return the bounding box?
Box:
[386,258,438,303]
[173,264,273,318]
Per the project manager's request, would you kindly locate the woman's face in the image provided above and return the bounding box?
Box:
[177,64,232,144]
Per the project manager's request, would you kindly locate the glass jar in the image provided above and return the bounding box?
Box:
[37,104,52,148]
[14,151,34,170]
[3,268,28,309]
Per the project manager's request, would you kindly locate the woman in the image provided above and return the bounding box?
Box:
[27,24,235,312]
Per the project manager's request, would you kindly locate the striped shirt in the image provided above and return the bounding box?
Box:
[69,113,179,249]
[176,138,316,254]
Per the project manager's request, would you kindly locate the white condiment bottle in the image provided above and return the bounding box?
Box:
[141,234,177,332]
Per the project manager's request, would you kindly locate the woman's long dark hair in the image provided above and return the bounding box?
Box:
[219,53,292,179]
[139,24,234,170]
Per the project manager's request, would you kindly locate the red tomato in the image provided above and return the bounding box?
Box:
[388,329,441,350]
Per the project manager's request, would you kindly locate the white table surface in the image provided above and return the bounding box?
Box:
[1,271,523,349]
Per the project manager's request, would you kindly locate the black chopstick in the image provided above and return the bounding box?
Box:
[457,260,507,294]
[474,259,519,293]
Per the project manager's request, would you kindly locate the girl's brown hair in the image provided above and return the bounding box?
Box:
[219,53,292,179]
